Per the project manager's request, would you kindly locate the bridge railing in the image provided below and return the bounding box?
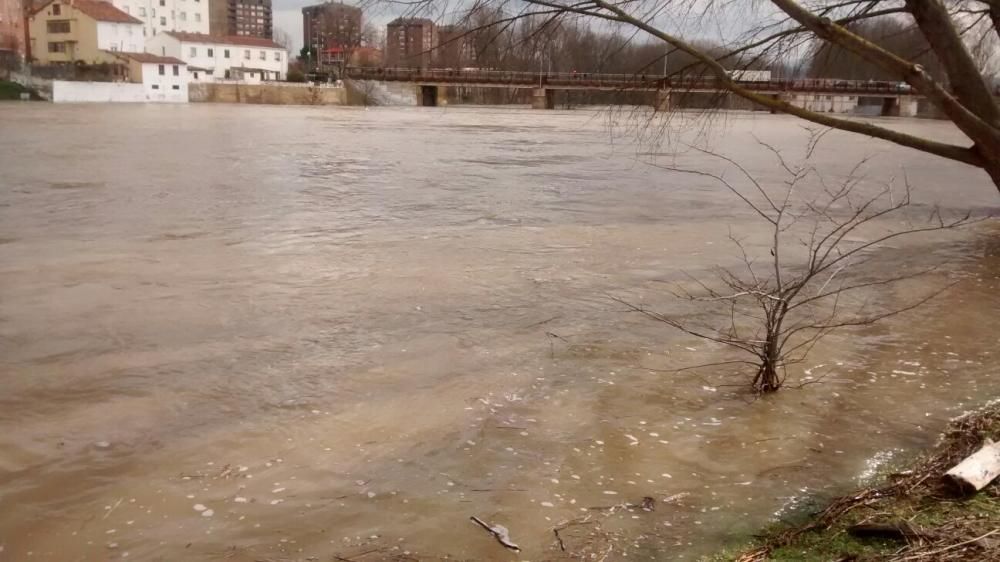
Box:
[345,67,914,94]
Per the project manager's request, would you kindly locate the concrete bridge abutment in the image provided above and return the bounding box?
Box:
[532,88,554,109]
[654,89,671,112]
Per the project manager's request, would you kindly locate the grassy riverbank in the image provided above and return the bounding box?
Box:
[0,80,39,100]
[714,404,1000,561]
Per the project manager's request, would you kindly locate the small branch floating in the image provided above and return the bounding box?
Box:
[470,516,520,552]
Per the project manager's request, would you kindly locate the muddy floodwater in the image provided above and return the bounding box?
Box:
[1,103,998,561]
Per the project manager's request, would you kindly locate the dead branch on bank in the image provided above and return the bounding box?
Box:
[470,515,521,551]
[615,131,979,394]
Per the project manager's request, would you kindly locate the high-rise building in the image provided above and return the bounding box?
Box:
[0,0,26,61]
[301,1,360,60]
[105,0,210,37]
[436,24,475,69]
[209,0,271,39]
[385,17,434,68]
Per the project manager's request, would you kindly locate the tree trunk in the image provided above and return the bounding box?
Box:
[753,357,782,394]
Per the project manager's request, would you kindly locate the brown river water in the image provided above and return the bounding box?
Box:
[0,103,998,561]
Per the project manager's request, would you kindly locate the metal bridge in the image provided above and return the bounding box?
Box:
[345,67,914,95]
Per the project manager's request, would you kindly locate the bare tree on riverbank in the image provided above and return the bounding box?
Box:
[412,0,1000,192]
[614,135,978,393]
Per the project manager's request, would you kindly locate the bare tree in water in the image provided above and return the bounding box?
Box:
[613,133,977,393]
[410,0,1000,192]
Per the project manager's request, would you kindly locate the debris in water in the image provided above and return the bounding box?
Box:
[234,497,248,503]
[201,509,214,517]
[193,504,207,512]
[95,441,111,449]
[469,516,520,552]
[603,491,618,495]
[540,502,554,507]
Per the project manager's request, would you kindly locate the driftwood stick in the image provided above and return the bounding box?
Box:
[470,516,520,552]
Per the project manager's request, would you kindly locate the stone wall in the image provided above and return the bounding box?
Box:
[189,82,345,105]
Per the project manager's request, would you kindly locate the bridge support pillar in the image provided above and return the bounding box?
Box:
[897,95,918,117]
[532,88,554,110]
[420,85,439,107]
[654,89,671,112]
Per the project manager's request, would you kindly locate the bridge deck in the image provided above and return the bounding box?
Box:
[346,68,915,97]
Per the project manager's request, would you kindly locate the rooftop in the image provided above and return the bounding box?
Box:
[109,51,187,65]
[302,1,360,13]
[388,17,436,27]
[164,32,285,49]
[35,0,142,24]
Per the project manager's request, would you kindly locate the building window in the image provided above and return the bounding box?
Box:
[258,50,265,60]
[224,69,230,78]
[180,11,186,20]
[189,47,196,56]
[158,64,165,75]
[273,51,280,61]
[194,13,200,21]
[223,49,229,58]
[172,85,180,90]
[207,48,213,56]
[172,65,179,75]
[152,84,159,89]
[160,16,166,25]
[46,20,70,33]
[47,42,66,53]
[51,4,61,15]
[244,49,250,60]
[139,6,146,15]
[159,0,164,5]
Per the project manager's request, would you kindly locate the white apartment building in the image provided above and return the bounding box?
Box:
[145,31,287,82]
[97,20,143,53]
[106,0,209,39]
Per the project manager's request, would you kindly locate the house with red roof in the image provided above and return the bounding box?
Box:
[29,0,143,64]
[145,30,287,82]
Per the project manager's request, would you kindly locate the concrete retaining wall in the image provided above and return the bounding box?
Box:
[52,80,187,103]
[189,82,345,105]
